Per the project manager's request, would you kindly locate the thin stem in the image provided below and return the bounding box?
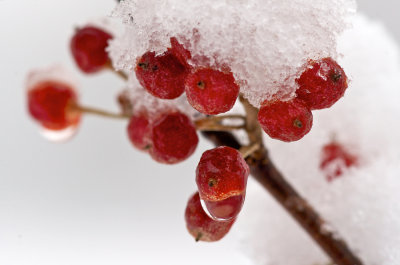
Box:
[195,123,245,131]
[239,142,261,159]
[73,104,131,119]
[106,62,129,81]
[194,115,246,131]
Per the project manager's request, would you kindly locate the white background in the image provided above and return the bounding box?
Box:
[0,1,398,265]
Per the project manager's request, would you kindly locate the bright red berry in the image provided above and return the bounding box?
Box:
[185,192,235,242]
[135,51,188,99]
[127,111,151,151]
[196,146,249,202]
[320,141,358,182]
[296,57,348,110]
[258,98,313,142]
[70,26,113,73]
[185,68,240,115]
[27,81,80,130]
[150,111,198,164]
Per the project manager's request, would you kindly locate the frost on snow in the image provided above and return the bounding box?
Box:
[109,0,356,107]
[232,15,400,265]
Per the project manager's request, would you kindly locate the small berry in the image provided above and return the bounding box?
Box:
[296,57,348,110]
[202,193,245,221]
[320,141,358,181]
[27,81,80,130]
[258,98,313,142]
[135,51,188,99]
[196,146,249,202]
[127,111,151,151]
[185,68,240,115]
[185,192,235,242]
[150,111,198,164]
[168,37,191,68]
[70,26,113,73]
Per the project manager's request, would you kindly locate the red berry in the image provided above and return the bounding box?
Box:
[127,111,151,151]
[135,51,188,99]
[185,192,235,242]
[258,98,313,142]
[296,57,348,110]
[150,111,198,164]
[27,81,80,130]
[202,193,245,221]
[196,146,249,202]
[70,26,113,73]
[185,68,240,115]
[320,141,358,181]
[168,37,192,68]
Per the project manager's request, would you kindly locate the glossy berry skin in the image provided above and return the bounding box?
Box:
[70,26,113,73]
[135,51,188,99]
[196,146,249,202]
[203,193,245,221]
[185,192,235,242]
[185,68,240,115]
[150,111,198,164]
[320,141,358,182]
[258,98,313,142]
[127,112,151,151]
[28,81,80,130]
[296,57,348,110]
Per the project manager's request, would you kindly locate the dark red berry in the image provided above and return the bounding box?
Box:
[150,111,198,164]
[196,146,249,202]
[202,193,245,221]
[168,37,191,68]
[296,57,348,110]
[258,98,313,142]
[185,68,240,115]
[135,51,188,99]
[27,81,80,130]
[185,192,235,242]
[320,141,358,182]
[70,26,113,73]
[127,111,151,151]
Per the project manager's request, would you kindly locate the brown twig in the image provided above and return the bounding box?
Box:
[201,96,363,265]
[73,104,131,119]
[106,62,129,81]
[194,115,246,131]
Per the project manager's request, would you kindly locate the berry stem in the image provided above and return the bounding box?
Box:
[239,142,261,159]
[201,96,363,265]
[194,115,246,131]
[73,104,130,119]
[106,62,129,81]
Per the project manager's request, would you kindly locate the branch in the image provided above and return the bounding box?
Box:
[201,97,364,265]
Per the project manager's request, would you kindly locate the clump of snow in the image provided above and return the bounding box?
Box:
[232,14,400,265]
[109,0,356,107]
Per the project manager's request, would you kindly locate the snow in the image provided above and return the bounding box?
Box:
[109,0,356,107]
[233,14,400,264]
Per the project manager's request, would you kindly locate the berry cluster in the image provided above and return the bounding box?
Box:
[26,23,350,243]
[258,57,348,142]
[135,38,241,115]
[127,110,199,164]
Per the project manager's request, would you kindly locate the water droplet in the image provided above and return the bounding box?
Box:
[39,125,79,143]
[200,193,245,221]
